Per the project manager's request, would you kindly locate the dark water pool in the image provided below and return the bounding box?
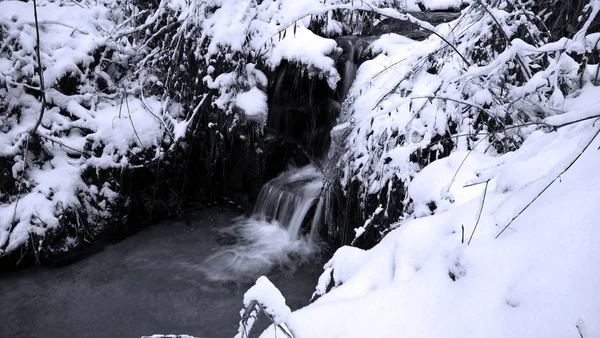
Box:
[0,207,327,338]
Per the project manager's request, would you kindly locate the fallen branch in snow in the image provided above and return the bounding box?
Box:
[468,180,488,245]
[496,121,600,238]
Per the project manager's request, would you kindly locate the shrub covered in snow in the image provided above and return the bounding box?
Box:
[326,0,600,246]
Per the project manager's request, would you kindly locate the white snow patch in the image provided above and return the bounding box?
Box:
[235,87,268,124]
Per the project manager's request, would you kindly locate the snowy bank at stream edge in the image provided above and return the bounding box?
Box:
[261,88,600,338]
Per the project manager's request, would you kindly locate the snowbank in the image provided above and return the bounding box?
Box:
[263,101,600,338]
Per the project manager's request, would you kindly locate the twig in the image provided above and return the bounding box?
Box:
[423,114,600,153]
[412,95,505,127]
[238,300,294,338]
[552,114,600,129]
[468,180,489,245]
[444,132,490,193]
[123,91,145,147]
[496,123,600,239]
[29,0,46,136]
[18,20,90,35]
[576,323,585,338]
[37,133,85,155]
[115,9,150,31]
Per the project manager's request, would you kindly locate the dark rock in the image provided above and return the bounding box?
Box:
[363,11,462,39]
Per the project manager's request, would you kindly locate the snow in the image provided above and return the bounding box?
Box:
[243,276,292,325]
[267,23,341,88]
[234,87,268,124]
[260,119,600,338]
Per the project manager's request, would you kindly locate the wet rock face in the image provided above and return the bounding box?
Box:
[363,12,462,39]
[266,61,339,161]
[263,34,370,179]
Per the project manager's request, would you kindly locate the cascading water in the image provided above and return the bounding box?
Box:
[337,37,371,100]
[252,165,324,239]
[201,166,325,282]
[201,38,368,282]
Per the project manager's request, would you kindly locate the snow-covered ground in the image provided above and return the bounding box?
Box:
[259,115,600,337]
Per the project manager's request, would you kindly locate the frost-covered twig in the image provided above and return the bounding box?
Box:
[496,121,600,238]
[113,5,185,40]
[351,204,384,246]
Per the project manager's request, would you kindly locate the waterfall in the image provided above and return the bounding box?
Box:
[201,37,371,283]
[336,36,372,101]
[252,166,324,239]
[201,166,324,282]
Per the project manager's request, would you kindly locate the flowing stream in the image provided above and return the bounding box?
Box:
[200,165,325,283]
[0,206,328,338]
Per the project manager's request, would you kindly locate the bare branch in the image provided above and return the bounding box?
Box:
[468,180,489,245]
[29,0,46,136]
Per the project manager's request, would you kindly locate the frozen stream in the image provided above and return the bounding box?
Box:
[0,207,327,338]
